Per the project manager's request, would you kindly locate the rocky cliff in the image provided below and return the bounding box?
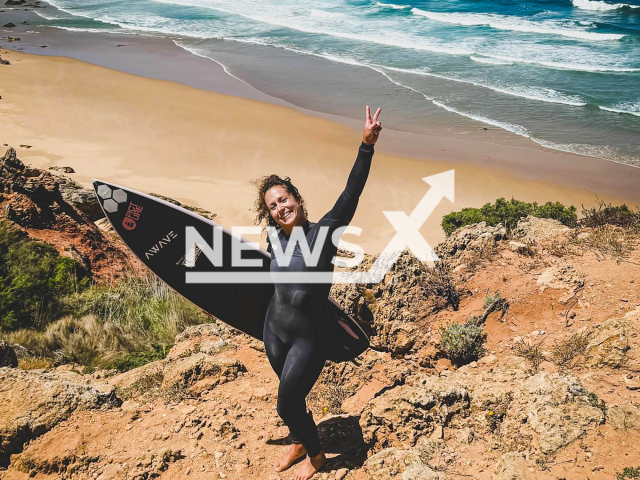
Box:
[1,153,639,480]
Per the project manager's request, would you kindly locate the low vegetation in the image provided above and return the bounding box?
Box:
[551,332,590,368]
[441,197,577,235]
[481,292,509,323]
[1,222,210,369]
[439,317,487,366]
[617,467,640,480]
[513,339,545,375]
[580,198,640,230]
[0,221,88,330]
[424,261,460,312]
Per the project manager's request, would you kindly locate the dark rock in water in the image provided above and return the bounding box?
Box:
[3,22,16,27]
[4,0,26,5]
[0,340,18,368]
[49,165,75,174]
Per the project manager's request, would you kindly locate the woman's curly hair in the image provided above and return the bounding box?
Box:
[253,174,307,231]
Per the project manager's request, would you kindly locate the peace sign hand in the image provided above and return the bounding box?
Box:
[363,105,382,145]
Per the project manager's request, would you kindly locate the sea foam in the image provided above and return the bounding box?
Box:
[375,2,411,9]
[411,8,625,41]
[572,0,639,11]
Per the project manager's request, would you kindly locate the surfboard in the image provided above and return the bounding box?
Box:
[93,180,369,362]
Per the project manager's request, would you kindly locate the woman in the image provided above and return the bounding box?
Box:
[253,105,382,480]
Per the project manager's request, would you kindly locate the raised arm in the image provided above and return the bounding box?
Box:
[322,106,382,225]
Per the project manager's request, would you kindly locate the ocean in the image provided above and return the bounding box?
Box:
[31,0,640,167]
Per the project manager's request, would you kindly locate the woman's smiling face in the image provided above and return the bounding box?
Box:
[264,185,305,234]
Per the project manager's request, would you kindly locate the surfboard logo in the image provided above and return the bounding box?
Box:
[96,184,128,213]
[122,202,144,231]
[145,230,178,259]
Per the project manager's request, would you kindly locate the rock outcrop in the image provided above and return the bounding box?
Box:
[0,147,131,278]
[361,375,469,451]
[0,341,18,368]
[435,222,507,264]
[360,357,605,458]
[585,309,639,370]
[331,251,459,354]
[162,355,246,395]
[512,215,570,244]
[536,265,586,303]
[54,174,103,221]
[0,368,120,465]
[363,441,447,480]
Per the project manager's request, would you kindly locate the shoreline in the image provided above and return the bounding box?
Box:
[1,24,637,194]
[1,32,639,252]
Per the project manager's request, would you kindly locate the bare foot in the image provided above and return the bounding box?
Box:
[291,451,327,480]
[274,443,307,472]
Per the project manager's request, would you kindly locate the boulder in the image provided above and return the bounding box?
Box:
[363,445,447,480]
[585,309,639,370]
[607,404,640,431]
[161,354,246,394]
[48,166,75,174]
[536,265,585,303]
[0,368,120,464]
[502,372,604,454]
[54,174,103,221]
[0,340,18,367]
[360,375,469,451]
[435,222,507,262]
[512,215,569,244]
[3,22,16,27]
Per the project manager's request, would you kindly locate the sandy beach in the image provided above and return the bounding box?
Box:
[1,38,639,253]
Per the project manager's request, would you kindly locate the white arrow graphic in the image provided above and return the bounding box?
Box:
[360,170,455,283]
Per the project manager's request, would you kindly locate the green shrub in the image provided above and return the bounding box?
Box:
[107,344,171,373]
[4,273,211,368]
[439,318,486,366]
[581,199,640,229]
[441,198,577,236]
[0,221,88,330]
[617,467,640,480]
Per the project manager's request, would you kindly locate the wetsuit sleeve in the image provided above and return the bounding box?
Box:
[321,141,374,225]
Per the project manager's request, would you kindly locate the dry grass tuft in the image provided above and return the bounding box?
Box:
[424,261,460,312]
[465,243,498,273]
[307,366,358,416]
[572,225,635,263]
[18,357,54,370]
[551,332,591,368]
[513,339,546,375]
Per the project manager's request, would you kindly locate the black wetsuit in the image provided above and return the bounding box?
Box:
[264,142,374,457]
